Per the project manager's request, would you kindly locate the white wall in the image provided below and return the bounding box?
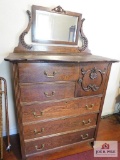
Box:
[0,0,120,136]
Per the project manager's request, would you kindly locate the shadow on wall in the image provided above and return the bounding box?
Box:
[115,93,120,114]
[114,78,120,123]
[114,64,120,114]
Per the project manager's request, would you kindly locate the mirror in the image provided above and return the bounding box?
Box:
[32,5,82,45]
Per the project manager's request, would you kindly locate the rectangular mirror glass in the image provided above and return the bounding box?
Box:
[32,5,82,45]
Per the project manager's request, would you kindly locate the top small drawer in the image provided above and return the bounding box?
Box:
[18,63,79,83]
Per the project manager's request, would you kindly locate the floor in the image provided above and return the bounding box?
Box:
[2,114,120,160]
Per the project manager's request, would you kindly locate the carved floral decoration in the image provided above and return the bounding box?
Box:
[78,67,106,91]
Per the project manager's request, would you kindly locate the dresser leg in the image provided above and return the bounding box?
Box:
[89,141,94,148]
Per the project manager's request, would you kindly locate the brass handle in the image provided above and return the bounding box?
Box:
[34,128,44,135]
[81,134,88,140]
[35,144,44,151]
[86,104,94,110]
[44,91,55,98]
[44,71,57,78]
[33,111,43,118]
[82,119,91,125]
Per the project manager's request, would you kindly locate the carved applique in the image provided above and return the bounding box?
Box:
[78,67,106,91]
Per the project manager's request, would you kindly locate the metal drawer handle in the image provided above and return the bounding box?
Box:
[35,144,44,151]
[81,134,88,140]
[34,128,44,135]
[44,91,55,98]
[82,119,91,125]
[86,104,94,109]
[44,71,57,78]
[33,111,43,118]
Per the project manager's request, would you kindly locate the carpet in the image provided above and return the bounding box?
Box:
[57,142,120,160]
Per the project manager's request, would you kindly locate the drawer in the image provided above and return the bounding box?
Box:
[22,96,101,123]
[76,62,109,96]
[20,82,75,102]
[23,113,98,139]
[18,63,79,83]
[25,127,95,155]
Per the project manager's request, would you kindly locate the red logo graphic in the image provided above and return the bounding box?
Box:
[101,143,110,149]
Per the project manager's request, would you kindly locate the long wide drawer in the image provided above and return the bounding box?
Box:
[25,127,95,155]
[18,63,79,83]
[23,113,98,139]
[22,96,101,123]
[20,82,75,102]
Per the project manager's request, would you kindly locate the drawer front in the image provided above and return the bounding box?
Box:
[23,113,98,139]
[22,96,101,123]
[25,128,95,155]
[20,82,75,102]
[18,63,79,83]
[76,63,109,96]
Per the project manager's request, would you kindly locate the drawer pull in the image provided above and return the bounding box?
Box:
[82,119,91,125]
[86,104,94,109]
[81,134,88,140]
[34,128,44,135]
[33,111,43,118]
[44,91,55,97]
[44,71,57,78]
[35,144,44,151]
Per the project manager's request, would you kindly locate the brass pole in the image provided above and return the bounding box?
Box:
[0,77,11,160]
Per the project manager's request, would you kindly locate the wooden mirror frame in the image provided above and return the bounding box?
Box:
[14,5,89,53]
[32,5,82,45]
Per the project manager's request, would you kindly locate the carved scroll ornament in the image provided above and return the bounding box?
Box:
[19,10,32,50]
[78,67,106,91]
[78,18,88,52]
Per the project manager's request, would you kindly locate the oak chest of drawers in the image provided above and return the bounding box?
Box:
[4,4,118,160]
[7,59,114,160]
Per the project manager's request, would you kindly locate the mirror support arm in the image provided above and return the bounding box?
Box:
[78,18,88,52]
[16,10,33,51]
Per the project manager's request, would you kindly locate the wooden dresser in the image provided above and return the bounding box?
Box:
[4,5,118,160]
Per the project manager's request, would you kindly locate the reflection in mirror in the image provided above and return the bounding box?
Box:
[69,25,76,42]
[32,5,82,45]
[35,11,78,43]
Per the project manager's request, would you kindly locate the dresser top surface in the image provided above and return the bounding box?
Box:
[4,52,118,63]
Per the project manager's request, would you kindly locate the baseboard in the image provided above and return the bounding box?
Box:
[3,127,18,136]
[101,113,114,119]
[101,110,116,117]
